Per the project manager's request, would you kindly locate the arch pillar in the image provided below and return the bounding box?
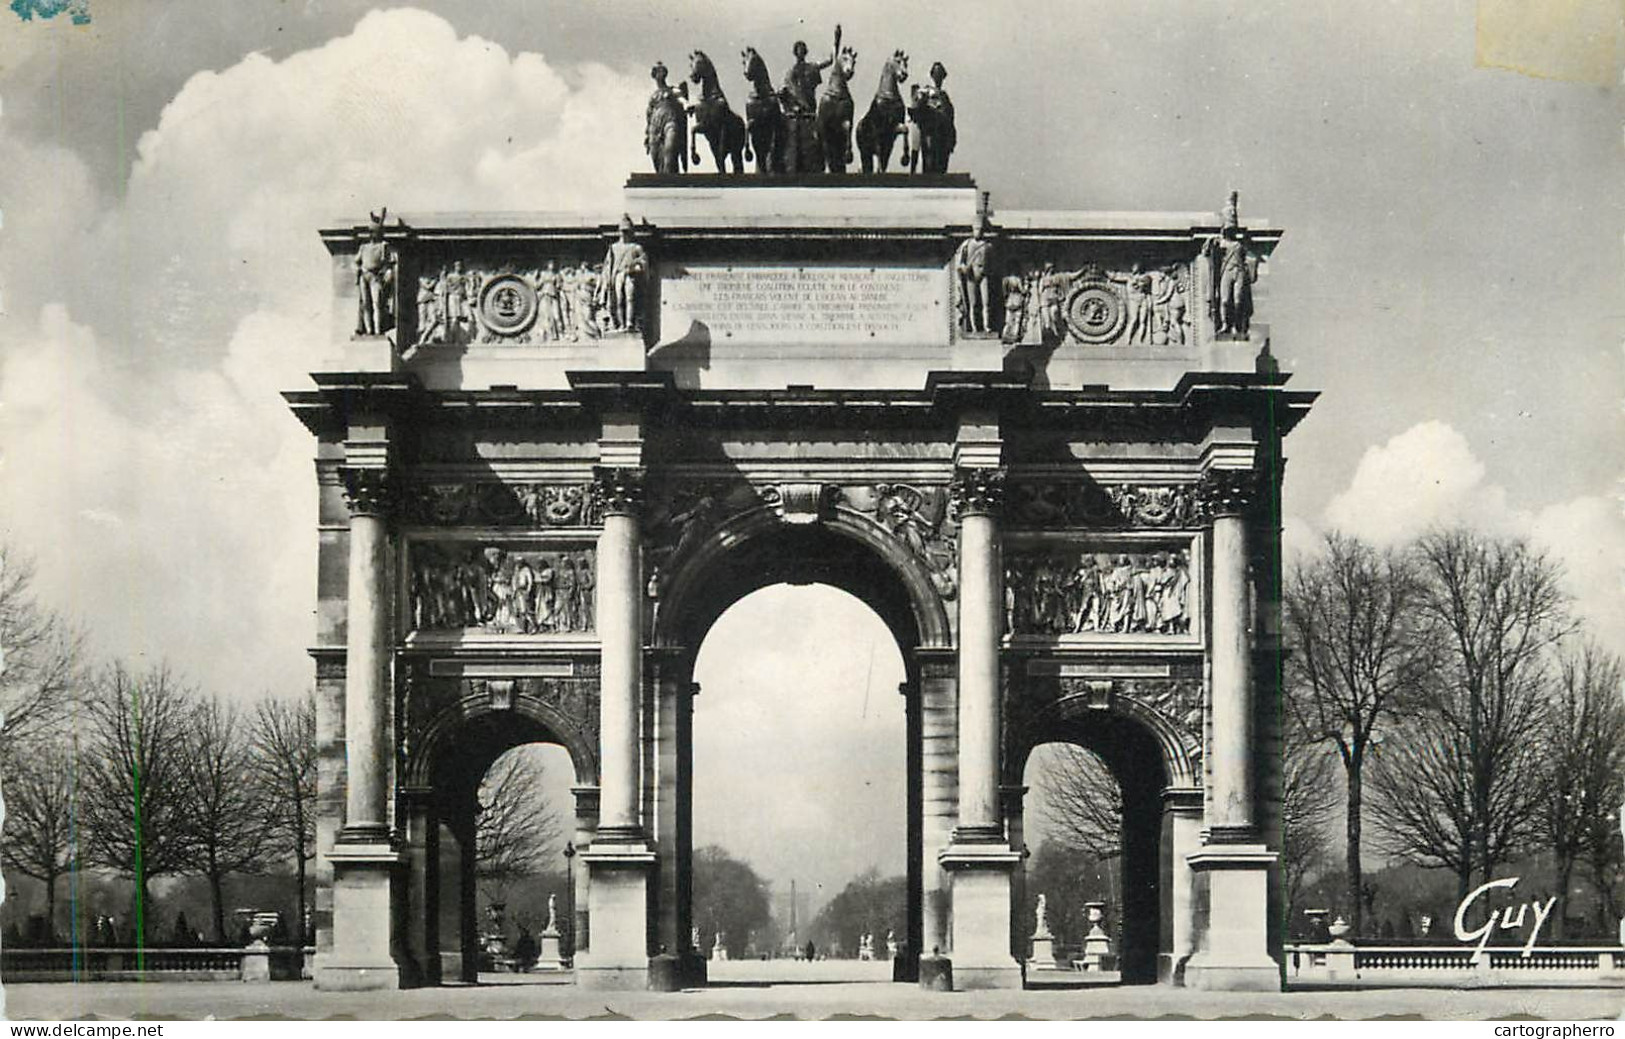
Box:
[937,466,1023,991]
[318,462,411,991]
[1183,467,1281,991]
[575,465,658,990]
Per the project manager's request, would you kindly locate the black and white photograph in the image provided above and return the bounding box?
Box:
[0,0,1621,1025]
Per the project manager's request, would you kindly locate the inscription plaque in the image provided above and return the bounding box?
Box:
[659,264,947,345]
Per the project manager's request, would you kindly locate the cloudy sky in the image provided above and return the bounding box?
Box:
[1,2,1619,896]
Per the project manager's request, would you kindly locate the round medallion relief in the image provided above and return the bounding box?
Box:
[478,274,539,337]
[1065,283,1127,344]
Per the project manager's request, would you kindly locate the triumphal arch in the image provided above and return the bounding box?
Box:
[288,170,1314,993]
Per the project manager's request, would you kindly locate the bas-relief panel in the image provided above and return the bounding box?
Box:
[408,542,597,636]
[1006,545,1194,638]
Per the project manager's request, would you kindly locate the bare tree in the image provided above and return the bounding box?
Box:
[475,746,563,888]
[180,696,274,943]
[1280,730,1339,921]
[0,543,84,754]
[80,664,197,941]
[250,693,317,944]
[1035,743,1122,861]
[1,737,80,940]
[1284,532,1433,935]
[1541,640,1625,937]
[1371,529,1568,901]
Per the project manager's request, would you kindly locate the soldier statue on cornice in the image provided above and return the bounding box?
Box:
[600,215,649,334]
[1203,190,1259,338]
[354,208,396,337]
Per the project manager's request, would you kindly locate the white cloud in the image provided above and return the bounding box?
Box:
[1308,420,1625,654]
[1323,420,1516,546]
[0,9,649,699]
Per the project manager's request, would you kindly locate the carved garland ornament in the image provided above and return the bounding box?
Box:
[1005,481,1204,529]
[401,481,601,527]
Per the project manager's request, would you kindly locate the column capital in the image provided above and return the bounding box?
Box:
[340,466,397,518]
[951,466,1007,518]
[591,465,646,517]
[1197,467,1261,520]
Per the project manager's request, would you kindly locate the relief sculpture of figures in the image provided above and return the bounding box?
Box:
[954,203,995,334]
[411,544,597,635]
[688,51,748,174]
[599,215,649,334]
[740,47,786,175]
[1006,547,1191,636]
[413,261,613,347]
[855,49,908,173]
[1204,191,1258,338]
[354,208,396,337]
[873,483,957,599]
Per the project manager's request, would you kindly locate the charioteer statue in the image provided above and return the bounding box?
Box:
[646,26,959,177]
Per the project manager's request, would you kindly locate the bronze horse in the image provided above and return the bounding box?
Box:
[688,51,748,174]
[856,50,909,173]
[740,48,785,175]
[815,45,858,173]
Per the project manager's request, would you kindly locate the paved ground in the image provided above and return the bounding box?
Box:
[7,970,1623,1022]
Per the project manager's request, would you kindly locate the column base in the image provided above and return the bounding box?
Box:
[575,962,654,991]
[1183,844,1280,992]
[317,842,410,991]
[574,843,656,991]
[438,952,464,982]
[918,953,953,991]
[1181,959,1282,992]
[940,842,1023,991]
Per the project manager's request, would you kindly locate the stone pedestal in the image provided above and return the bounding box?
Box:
[1182,845,1281,992]
[941,843,1023,989]
[574,846,656,990]
[1080,903,1117,973]
[535,926,566,971]
[241,943,271,983]
[1027,934,1060,971]
[315,843,407,991]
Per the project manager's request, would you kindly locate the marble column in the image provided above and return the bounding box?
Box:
[317,466,407,991]
[939,467,1021,990]
[1207,472,1255,839]
[576,465,657,990]
[1184,467,1280,991]
[340,467,393,843]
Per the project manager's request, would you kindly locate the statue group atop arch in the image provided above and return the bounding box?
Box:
[646,24,957,176]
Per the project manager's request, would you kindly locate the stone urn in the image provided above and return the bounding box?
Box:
[1081,902,1116,972]
[247,911,280,948]
[1327,915,1353,944]
[1304,908,1329,943]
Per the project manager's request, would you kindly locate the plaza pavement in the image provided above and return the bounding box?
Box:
[6,960,1623,1021]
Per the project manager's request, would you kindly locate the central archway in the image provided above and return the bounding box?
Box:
[649,504,954,982]
[692,583,907,974]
